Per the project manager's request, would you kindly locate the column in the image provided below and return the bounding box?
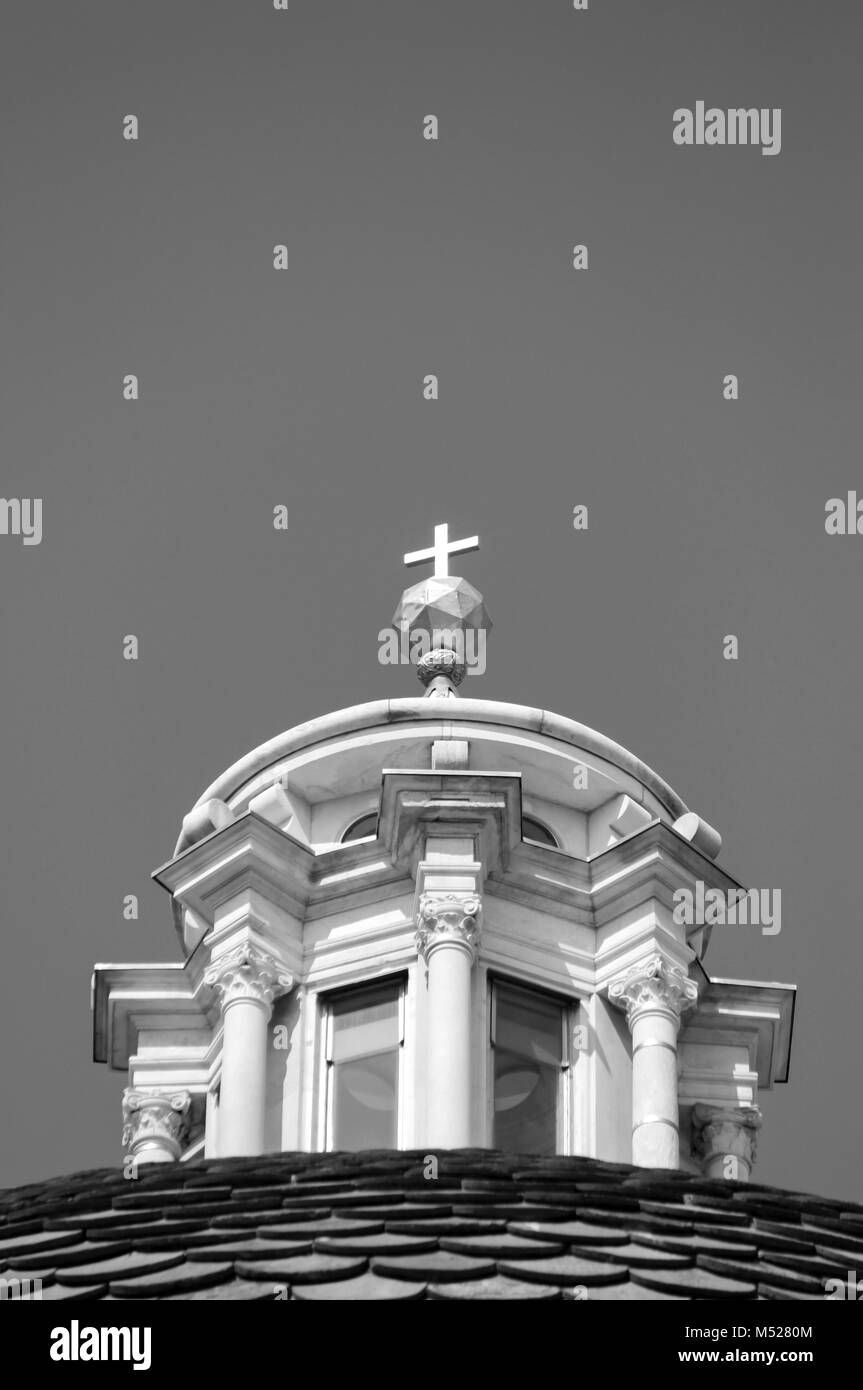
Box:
[122,1089,191,1165]
[692,1104,761,1182]
[416,892,482,1147]
[204,942,292,1157]
[609,953,697,1169]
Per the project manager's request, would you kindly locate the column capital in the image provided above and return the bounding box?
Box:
[608,953,698,1027]
[122,1088,191,1162]
[204,942,293,1014]
[416,892,482,963]
[692,1103,762,1176]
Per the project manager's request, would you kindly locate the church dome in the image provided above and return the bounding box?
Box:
[88,523,797,1307]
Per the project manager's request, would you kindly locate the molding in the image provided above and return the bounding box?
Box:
[379,770,523,878]
[155,811,415,946]
[92,961,210,1070]
[177,696,690,852]
[680,978,796,1087]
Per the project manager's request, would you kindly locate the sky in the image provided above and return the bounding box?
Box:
[1,0,861,1201]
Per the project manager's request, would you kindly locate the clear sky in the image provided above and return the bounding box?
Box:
[1,0,861,1201]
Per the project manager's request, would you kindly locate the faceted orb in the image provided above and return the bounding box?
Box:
[393,575,492,646]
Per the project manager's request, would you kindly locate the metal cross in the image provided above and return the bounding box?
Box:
[403,522,480,578]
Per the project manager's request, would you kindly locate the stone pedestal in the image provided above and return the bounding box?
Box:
[122,1089,191,1165]
[609,954,697,1169]
[205,943,292,1157]
[692,1104,761,1181]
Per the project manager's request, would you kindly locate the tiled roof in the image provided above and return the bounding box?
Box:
[2,1151,861,1301]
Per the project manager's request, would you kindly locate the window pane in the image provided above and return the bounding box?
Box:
[332,988,399,1063]
[496,986,563,1068]
[493,984,564,1155]
[341,813,379,843]
[330,983,400,1149]
[493,1052,559,1154]
[522,816,557,847]
[333,1050,398,1149]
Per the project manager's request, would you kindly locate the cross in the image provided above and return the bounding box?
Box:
[403,522,480,578]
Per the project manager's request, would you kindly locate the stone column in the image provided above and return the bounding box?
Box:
[609,954,698,1169]
[205,943,292,1158]
[692,1104,761,1182]
[416,892,482,1147]
[122,1089,191,1165]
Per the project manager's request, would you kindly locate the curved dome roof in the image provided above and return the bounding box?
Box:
[176,698,689,856]
[1,1149,858,1300]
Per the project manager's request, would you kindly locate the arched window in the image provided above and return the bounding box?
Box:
[341,812,379,844]
[522,815,559,848]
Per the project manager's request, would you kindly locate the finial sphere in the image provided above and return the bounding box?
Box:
[417,648,467,687]
[393,575,491,642]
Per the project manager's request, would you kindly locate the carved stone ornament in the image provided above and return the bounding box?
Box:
[204,943,293,1013]
[692,1104,762,1166]
[121,1088,191,1156]
[416,893,482,962]
[608,953,698,1024]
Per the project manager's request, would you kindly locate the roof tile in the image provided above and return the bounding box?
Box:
[109,1260,234,1297]
[371,1250,497,1282]
[632,1265,757,1298]
[293,1273,427,1300]
[2,1148,859,1301]
[428,1276,562,1300]
[498,1255,627,1287]
[235,1254,368,1285]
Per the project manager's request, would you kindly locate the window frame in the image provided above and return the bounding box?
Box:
[488,974,573,1155]
[321,974,406,1152]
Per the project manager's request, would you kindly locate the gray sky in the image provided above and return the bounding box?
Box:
[1,0,861,1202]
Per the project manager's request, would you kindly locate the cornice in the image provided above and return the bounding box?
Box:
[156,811,417,942]
[152,808,750,963]
[378,769,523,878]
[486,840,592,923]
[681,977,796,1086]
[91,962,202,1069]
[176,697,689,854]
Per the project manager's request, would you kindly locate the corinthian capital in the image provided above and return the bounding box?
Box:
[608,953,698,1026]
[416,892,482,963]
[692,1104,761,1177]
[122,1088,191,1161]
[204,943,293,1013]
